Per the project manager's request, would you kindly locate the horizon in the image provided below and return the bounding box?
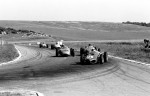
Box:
[0,0,150,23]
[0,20,149,24]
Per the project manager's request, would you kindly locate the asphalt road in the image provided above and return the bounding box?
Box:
[0,45,150,96]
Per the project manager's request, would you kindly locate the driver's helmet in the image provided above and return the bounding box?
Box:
[90,49,95,55]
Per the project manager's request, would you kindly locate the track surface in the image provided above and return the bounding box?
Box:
[0,45,150,96]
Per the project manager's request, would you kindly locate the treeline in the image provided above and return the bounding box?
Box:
[122,21,150,27]
[0,26,36,34]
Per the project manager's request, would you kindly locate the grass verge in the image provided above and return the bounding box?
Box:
[65,42,150,64]
[0,44,19,63]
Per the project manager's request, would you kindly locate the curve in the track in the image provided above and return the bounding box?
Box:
[0,45,150,96]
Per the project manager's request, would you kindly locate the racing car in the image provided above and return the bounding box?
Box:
[38,42,49,48]
[80,47,108,64]
[51,40,63,49]
[51,42,61,49]
[56,45,75,57]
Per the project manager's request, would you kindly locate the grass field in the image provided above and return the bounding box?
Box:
[0,21,150,41]
[1,20,150,63]
[65,42,150,64]
[0,44,19,63]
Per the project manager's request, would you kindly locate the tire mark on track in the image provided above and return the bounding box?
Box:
[114,59,150,84]
[45,61,120,86]
[113,69,150,94]
[17,46,43,65]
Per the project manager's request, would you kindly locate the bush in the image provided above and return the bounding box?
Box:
[123,21,150,27]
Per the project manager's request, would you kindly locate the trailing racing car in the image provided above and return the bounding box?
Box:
[51,42,61,49]
[39,42,49,48]
[51,40,63,49]
[80,46,108,64]
[56,45,75,57]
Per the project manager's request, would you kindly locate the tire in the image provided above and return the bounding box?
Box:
[70,48,75,57]
[80,47,84,55]
[51,44,55,49]
[98,48,101,52]
[80,54,84,64]
[46,44,49,48]
[39,44,42,48]
[56,48,59,57]
[104,52,108,62]
[99,54,104,64]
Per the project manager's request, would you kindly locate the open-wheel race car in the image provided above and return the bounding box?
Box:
[38,42,49,48]
[56,45,75,57]
[51,40,63,49]
[51,43,61,49]
[80,46,108,64]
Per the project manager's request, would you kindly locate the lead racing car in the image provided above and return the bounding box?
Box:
[56,45,75,57]
[80,46,108,64]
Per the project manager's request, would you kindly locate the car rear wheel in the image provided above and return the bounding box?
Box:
[46,44,49,48]
[80,47,84,55]
[98,48,101,52]
[70,48,75,57]
[99,54,104,64]
[104,52,108,62]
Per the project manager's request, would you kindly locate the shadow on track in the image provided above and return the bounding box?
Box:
[0,57,119,82]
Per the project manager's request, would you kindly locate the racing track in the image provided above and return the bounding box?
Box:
[0,45,150,96]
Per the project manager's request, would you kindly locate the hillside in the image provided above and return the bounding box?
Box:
[0,21,150,41]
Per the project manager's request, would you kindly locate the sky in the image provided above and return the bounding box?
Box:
[0,0,150,22]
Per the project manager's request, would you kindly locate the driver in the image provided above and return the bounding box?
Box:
[55,42,61,48]
[59,40,63,46]
[91,49,99,55]
[86,44,95,53]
